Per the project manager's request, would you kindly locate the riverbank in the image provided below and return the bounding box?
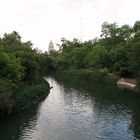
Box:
[117,78,136,90]
[56,69,140,94]
[57,69,119,84]
[0,79,50,116]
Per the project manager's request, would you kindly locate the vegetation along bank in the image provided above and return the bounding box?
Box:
[48,21,140,93]
[1,20,140,116]
[0,32,52,116]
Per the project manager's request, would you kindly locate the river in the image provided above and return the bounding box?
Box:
[0,76,140,140]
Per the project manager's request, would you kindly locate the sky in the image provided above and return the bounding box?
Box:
[0,0,140,51]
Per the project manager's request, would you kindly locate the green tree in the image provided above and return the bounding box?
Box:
[71,47,87,68]
[0,47,21,82]
[84,45,111,70]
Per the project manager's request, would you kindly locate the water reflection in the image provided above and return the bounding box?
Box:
[52,76,140,140]
[0,76,140,140]
[0,105,39,140]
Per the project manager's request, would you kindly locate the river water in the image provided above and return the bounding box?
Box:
[0,76,140,140]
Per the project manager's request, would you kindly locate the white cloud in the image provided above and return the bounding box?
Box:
[0,0,140,51]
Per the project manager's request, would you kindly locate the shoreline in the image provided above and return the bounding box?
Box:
[56,70,139,94]
[117,78,136,91]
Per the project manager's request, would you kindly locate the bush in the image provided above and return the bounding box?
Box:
[12,80,50,112]
[61,69,118,84]
[0,79,14,115]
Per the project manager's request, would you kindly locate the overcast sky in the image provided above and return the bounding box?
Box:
[0,0,140,51]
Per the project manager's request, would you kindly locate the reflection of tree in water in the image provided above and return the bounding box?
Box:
[1,76,140,140]
[53,75,140,139]
[129,104,140,139]
[0,105,39,140]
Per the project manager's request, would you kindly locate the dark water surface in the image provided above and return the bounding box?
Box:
[0,76,140,140]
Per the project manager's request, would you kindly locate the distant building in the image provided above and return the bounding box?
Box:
[48,40,54,52]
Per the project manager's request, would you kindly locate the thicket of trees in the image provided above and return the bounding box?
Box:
[0,31,54,115]
[51,21,140,87]
[1,20,140,114]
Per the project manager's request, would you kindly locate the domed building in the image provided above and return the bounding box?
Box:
[48,40,54,52]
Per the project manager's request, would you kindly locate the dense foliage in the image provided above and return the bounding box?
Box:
[1,20,140,115]
[0,32,52,115]
[50,21,140,89]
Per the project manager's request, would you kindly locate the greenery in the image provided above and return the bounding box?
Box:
[12,80,50,112]
[48,21,140,91]
[0,31,53,116]
[1,20,140,115]
[59,69,119,84]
